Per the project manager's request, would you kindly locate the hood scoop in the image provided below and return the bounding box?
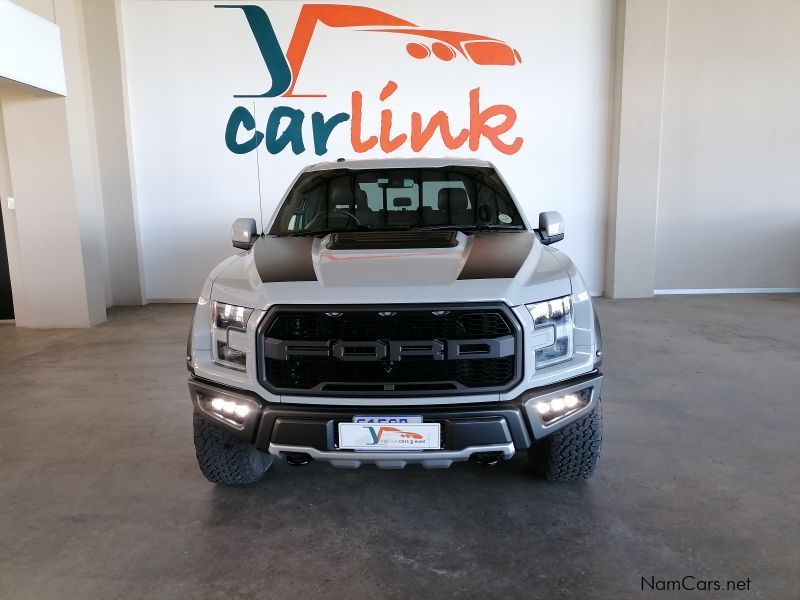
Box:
[316,232,468,287]
[327,230,458,250]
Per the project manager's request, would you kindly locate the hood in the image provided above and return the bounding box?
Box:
[254,231,535,286]
[210,231,572,308]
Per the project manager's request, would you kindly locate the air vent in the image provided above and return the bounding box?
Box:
[327,231,458,250]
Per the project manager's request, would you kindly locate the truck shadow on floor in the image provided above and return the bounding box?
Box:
[203,454,599,531]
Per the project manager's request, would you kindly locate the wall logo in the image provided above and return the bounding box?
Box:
[219,3,524,156]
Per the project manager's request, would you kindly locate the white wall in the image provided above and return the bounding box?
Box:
[3,0,796,322]
[654,0,800,291]
[2,95,104,326]
[121,0,614,300]
[0,0,111,327]
[0,0,66,94]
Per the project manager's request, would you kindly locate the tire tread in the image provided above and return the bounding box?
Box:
[529,401,603,481]
[193,415,272,485]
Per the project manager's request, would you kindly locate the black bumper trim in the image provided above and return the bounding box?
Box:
[264,412,516,453]
[188,371,602,452]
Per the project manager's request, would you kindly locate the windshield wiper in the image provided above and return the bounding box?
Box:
[285,224,524,237]
[411,224,525,232]
[286,225,376,237]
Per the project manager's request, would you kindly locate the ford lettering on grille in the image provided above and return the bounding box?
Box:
[265,337,515,361]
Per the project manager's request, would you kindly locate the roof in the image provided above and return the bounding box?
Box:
[304,157,494,172]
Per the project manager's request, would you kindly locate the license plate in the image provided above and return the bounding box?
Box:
[352,415,423,424]
[339,421,441,451]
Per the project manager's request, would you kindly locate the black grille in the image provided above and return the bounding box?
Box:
[258,305,521,396]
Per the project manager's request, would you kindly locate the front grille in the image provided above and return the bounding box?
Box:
[258,305,521,396]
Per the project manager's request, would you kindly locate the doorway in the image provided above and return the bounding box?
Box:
[0,206,13,320]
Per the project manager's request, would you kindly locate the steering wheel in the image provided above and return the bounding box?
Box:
[304,209,361,230]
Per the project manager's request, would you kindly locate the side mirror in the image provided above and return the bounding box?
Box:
[536,211,564,245]
[232,218,258,250]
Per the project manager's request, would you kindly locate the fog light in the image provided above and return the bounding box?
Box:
[531,389,591,425]
[208,397,251,423]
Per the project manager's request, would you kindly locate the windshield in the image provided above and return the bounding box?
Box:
[269,166,525,236]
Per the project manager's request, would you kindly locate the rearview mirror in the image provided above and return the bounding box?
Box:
[536,211,564,245]
[232,218,258,250]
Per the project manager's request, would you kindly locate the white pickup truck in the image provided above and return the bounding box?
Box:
[187,158,603,484]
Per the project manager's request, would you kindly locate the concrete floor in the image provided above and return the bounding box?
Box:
[0,295,798,599]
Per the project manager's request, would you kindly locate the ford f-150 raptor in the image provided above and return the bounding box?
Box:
[187,158,603,484]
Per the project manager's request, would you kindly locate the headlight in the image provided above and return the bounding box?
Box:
[212,301,253,371]
[526,295,574,368]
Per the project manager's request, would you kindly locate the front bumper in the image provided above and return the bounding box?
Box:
[189,372,602,468]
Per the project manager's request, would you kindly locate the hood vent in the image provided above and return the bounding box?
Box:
[327,231,458,250]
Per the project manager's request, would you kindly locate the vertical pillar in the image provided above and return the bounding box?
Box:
[604,0,669,298]
[83,0,144,305]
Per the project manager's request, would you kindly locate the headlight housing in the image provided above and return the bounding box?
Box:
[526,295,574,368]
[211,301,253,371]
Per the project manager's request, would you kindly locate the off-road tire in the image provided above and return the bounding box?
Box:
[193,415,273,485]
[529,401,603,481]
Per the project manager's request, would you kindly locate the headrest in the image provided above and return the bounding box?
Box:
[355,188,369,209]
[328,178,352,207]
[438,187,469,212]
[393,197,412,208]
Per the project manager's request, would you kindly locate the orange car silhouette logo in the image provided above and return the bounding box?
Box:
[365,426,425,445]
[216,4,522,98]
